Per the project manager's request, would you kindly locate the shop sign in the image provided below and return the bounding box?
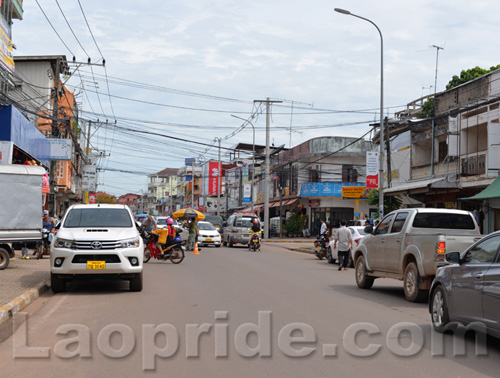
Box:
[366,151,379,188]
[342,186,371,199]
[308,199,320,207]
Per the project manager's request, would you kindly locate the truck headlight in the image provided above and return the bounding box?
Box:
[54,238,74,248]
[121,237,140,248]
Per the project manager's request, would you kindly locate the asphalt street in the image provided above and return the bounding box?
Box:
[0,243,498,377]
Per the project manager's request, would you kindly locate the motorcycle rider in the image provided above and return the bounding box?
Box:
[152,217,177,256]
[249,219,262,248]
[41,210,56,255]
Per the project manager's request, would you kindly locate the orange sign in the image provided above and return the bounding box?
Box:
[342,186,371,199]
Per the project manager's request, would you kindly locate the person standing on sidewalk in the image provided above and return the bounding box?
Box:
[187,218,198,251]
[334,220,353,271]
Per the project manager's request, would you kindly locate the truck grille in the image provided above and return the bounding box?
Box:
[72,254,121,263]
[73,240,121,250]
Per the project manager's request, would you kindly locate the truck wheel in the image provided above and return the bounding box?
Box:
[51,273,66,293]
[0,248,10,270]
[130,272,143,292]
[404,262,428,302]
[355,255,374,289]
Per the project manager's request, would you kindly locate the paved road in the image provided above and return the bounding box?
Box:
[0,244,498,377]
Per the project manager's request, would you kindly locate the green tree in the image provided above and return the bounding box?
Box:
[446,65,500,90]
[367,189,402,218]
[417,97,435,119]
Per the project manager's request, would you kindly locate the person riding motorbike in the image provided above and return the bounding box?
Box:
[151,217,177,255]
[40,210,56,256]
[249,219,262,247]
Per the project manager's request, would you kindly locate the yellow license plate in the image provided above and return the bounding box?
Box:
[87,261,106,270]
[205,238,213,242]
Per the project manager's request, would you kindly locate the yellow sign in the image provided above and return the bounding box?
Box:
[85,191,89,204]
[342,186,371,199]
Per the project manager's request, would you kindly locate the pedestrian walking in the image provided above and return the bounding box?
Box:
[334,220,353,271]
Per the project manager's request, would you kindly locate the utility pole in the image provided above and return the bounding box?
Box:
[254,98,282,239]
[49,57,61,213]
[385,117,391,188]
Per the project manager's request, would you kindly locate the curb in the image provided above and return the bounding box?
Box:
[0,280,51,327]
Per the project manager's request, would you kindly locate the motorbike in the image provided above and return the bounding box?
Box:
[314,232,329,260]
[140,227,185,264]
[35,228,51,260]
[248,232,261,252]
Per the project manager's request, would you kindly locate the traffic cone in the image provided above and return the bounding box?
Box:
[193,242,200,255]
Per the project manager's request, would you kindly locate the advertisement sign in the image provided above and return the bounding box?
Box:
[49,138,73,160]
[185,158,195,166]
[0,17,14,73]
[243,183,251,203]
[342,186,371,199]
[300,182,364,197]
[366,151,379,189]
[89,192,96,204]
[209,161,219,196]
[82,165,97,191]
[308,199,320,207]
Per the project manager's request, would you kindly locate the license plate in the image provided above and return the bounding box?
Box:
[244,234,250,237]
[252,239,259,243]
[315,246,321,251]
[205,238,213,242]
[87,261,106,270]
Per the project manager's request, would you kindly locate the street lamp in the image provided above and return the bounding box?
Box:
[334,8,385,220]
[231,114,255,215]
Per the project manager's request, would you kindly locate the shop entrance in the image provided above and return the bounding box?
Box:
[310,207,354,235]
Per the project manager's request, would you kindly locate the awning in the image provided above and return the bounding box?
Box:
[463,176,500,200]
[384,177,455,195]
[239,204,264,213]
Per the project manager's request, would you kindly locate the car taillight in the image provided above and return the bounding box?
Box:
[437,241,445,254]
[355,238,361,244]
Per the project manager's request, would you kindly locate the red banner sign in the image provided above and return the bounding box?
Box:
[209,161,219,196]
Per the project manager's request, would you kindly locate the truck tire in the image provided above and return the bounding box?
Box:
[0,248,10,270]
[130,271,143,292]
[51,273,66,293]
[355,255,374,289]
[404,262,428,302]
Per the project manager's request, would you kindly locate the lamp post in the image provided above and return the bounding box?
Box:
[231,115,255,215]
[334,8,385,220]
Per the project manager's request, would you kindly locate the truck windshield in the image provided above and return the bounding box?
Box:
[64,209,133,228]
[412,213,475,230]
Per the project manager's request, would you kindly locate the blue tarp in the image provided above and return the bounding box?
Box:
[0,105,50,166]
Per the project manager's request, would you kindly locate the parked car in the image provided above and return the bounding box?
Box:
[203,215,224,233]
[353,208,482,302]
[197,221,222,247]
[156,216,179,229]
[223,214,260,247]
[327,226,367,266]
[50,204,144,293]
[429,231,500,339]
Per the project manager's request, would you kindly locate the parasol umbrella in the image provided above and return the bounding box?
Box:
[172,208,206,221]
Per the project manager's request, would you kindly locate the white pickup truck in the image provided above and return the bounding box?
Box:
[353,208,482,302]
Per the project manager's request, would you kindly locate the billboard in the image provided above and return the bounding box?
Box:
[366,151,379,189]
[209,161,219,196]
[82,165,97,191]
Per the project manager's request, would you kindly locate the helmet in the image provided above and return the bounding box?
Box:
[167,218,174,225]
[253,219,258,225]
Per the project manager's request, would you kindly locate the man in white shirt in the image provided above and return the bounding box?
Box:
[334,220,353,271]
[320,219,328,236]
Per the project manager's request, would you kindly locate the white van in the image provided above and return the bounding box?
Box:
[50,204,144,293]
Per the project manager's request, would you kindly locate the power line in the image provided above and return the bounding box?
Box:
[34,0,74,57]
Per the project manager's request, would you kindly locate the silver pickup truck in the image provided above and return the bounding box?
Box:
[353,208,482,302]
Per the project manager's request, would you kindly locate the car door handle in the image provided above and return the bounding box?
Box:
[396,238,401,242]
[472,272,484,279]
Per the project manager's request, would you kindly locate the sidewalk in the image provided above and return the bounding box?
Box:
[262,237,316,254]
[0,249,50,326]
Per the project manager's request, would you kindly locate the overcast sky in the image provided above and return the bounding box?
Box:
[13,0,500,196]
